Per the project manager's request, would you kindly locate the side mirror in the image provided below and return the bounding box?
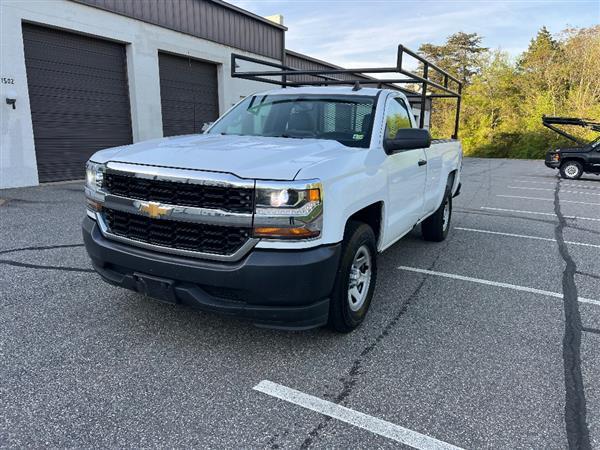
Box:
[384,128,431,153]
[201,122,214,133]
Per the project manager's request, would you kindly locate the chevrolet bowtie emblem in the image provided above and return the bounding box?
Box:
[137,201,172,219]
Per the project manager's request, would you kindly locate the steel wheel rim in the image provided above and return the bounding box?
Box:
[442,199,451,231]
[348,245,372,312]
[565,164,579,177]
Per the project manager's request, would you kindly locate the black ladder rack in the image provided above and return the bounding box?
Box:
[231,45,463,139]
[542,116,600,145]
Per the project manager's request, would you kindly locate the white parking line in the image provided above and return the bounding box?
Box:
[397,266,600,307]
[497,195,600,206]
[515,180,600,189]
[455,227,600,249]
[254,380,463,450]
[480,206,600,222]
[507,186,600,196]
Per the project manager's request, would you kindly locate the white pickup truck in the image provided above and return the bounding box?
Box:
[83,86,462,332]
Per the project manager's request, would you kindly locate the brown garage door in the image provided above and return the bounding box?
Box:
[158,52,219,137]
[22,23,132,183]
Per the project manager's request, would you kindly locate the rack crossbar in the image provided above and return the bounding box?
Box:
[230,44,463,139]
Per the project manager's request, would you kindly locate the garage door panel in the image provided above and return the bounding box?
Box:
[22,25,125,58]
[160,84,219,102]
[27,87,129,107]
[28,100,132,120]
[158,52,218,137]
[25,69,130,95]
[25,68,129,92]
[28,89,129,112]
[161,89,218,103]
[29,113,132,127]
[24,49,127,73]
[24,53,128,77]
[36,138,132,152]
[23,23,132,183]
[32,123,134,137]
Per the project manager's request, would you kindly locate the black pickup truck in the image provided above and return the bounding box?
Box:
[543,116,600,179]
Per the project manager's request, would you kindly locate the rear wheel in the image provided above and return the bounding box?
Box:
[560,160,583,180]
[422,190,452,242]
[328,221,377,333]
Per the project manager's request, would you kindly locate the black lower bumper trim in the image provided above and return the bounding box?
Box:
[83,217,340,330]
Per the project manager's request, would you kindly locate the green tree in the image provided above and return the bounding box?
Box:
[417,32,487,139]
[419,26,600,158]
[418,32,487,85]
[460,51,522,157]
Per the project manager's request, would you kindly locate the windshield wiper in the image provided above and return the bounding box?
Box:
[266,133,297,139]
[276,133,315,139]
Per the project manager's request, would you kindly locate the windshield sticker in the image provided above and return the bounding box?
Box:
[353,134,364,140]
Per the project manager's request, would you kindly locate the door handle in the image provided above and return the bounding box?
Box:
[418,159,427,166]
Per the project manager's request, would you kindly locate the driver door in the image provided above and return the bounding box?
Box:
[381,96,427,245]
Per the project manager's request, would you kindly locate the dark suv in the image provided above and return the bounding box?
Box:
[543,116,600,180]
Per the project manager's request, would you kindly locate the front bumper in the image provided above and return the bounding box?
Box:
[83,217,341,329]
[545,160,560,169]
[545,152,560,169]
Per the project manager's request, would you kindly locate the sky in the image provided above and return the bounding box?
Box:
[230,0,599,69]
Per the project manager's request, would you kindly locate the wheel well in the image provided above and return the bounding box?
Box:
[446,170,458,195]
[561,158,585,166]
[347,202,383,244]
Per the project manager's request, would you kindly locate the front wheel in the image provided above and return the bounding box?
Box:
[422,190,452,242]
[328,221,378,333]
[560,161,583,180]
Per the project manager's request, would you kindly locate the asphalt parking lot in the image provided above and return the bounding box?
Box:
[1,157,599,449]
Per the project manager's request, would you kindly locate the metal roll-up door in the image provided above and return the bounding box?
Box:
[158,53,219,137]
[22,23,132,183]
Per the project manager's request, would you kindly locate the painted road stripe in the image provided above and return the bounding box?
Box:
[455,227,600,249]
[397,266,600,307]
[254,380,463,450]
[507,186,600,196]
[480,207,600,222]
[497,194,600,206]
[515,180,600,190]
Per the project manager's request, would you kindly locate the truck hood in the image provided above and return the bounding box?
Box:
[91,134,355,180]
[558,146,589,153]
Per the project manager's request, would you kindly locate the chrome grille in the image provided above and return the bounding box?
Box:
[96,162,258,260]
[104,209,251,256]
[103,172,254,213]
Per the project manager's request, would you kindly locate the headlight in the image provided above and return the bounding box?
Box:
[85,161,106,215]
[86,161,105,190]
[253,180,323,239]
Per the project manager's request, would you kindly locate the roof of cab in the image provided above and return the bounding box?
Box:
[256,86,388,97]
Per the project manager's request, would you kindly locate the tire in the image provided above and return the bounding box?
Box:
[560,160,583,180]
[328,221,378,333]
[422,189,452,242]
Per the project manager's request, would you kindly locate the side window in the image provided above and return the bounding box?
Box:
[384,97,412,139]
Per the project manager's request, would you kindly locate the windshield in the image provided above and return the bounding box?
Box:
[208,94,376,148]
